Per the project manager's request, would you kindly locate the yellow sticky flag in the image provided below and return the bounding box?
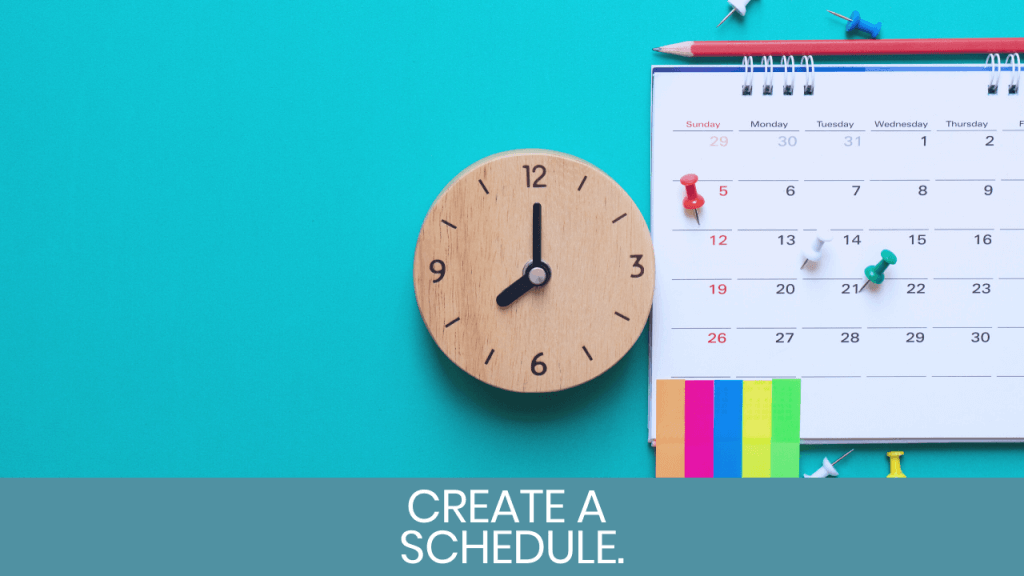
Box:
[742,380,772,478]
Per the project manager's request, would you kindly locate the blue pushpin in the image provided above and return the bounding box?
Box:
[828,10,882,39]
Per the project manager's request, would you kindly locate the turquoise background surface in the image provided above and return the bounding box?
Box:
[2,1,1022,477]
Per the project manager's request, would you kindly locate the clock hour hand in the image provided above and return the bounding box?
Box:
[496,273,535,307]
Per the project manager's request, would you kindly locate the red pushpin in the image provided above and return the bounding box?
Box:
[680,174,705,225]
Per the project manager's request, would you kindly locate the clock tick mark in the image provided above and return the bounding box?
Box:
[612,213,627,224]
[614,312,630,321]
[445,317,461,328]
[578,176,588,191]
[485,349,494,364]
[582,346,593,361]
[478,179,490,195]
[441,219,456,229]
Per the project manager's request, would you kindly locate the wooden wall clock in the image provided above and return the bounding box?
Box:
[413,150,655,392]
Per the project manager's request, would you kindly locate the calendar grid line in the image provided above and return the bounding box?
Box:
[666,326,1024,330]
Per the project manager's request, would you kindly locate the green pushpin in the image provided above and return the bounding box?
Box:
[862,249,897,290]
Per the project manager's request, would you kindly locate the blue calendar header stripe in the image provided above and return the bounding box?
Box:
[654,65,988,73]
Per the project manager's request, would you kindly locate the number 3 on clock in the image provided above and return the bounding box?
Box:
[629,255,645,278]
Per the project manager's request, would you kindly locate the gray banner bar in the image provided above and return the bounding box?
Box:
[1,479,1019,574]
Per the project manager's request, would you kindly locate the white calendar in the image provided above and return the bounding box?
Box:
[649,62,1024,443]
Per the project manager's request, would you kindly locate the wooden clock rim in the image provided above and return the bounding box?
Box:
[413,149,655,393]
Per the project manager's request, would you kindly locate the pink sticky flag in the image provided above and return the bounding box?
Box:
[684,380,714,478]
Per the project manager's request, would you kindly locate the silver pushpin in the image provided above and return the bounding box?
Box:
[803,449,854,478]
[718,0,756,27]
[801,231,833,269]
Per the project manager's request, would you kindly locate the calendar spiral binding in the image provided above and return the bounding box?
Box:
[987,54,1002,94]
[781,55,795,95]
[742,55,813,96]
[986,53,1022,94]
[741,56,754,95]
[760,56,774,95]
[743,54,1022,96]
[994,53,1021,95]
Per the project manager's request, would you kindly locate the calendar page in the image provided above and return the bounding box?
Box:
[650,64,1024,443]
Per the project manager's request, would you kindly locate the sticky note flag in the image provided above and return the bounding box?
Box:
[742,380,772,478]
[770,379,801,478]
[656,380,685,478]
[684,380,714,478]
[713,380,742,478]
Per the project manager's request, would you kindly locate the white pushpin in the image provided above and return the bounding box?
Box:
[803,448,854,478]
[800,231,833,269]
[717,0,758,27]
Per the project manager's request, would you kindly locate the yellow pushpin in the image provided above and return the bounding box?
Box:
[886,451,907,478]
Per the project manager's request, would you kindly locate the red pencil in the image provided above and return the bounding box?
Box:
[654,38,1024,57]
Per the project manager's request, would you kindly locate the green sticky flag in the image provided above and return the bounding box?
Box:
[770,379,801,478]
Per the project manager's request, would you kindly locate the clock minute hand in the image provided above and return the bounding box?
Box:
[496,274,535,307]
[533,202,541,264]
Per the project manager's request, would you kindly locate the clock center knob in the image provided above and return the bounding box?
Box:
[522,260,551,286]
[528,267,548,286]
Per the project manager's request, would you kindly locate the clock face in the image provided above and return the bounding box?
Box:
[413,150,655,392]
